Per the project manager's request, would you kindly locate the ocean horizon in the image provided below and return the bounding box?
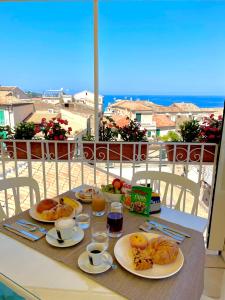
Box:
[103,95,225,111]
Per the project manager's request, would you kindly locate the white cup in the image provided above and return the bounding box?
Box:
[86,242,108,266]
[55,218,76,240]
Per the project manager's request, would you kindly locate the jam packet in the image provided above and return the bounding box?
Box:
[130,186,152,215]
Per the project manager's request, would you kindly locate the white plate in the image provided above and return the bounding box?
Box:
[29,200,82,223]
[114,232,184,279]
[78,251,113,274]
[46,227,84,248]
[75,192,92,203]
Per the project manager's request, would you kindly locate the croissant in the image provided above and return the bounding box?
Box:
[147,236,179,265]
[40,198,74,221]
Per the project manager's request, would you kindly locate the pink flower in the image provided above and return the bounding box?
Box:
[48,130,53,135]
[54,136,58,140]
[210,114,214,119]
[68,127,72,132]
[41,118,46,122]
[64,120,68,125]
[59,135,64,140]
[218,115,223,120]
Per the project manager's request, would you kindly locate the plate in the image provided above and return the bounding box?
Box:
[114,232,184,279]
[29,200,82,223]
[75,191,92,203]
[46,227,84,248]
[78,251,113,274]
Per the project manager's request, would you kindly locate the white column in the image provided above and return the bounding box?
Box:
[94,0,99,141]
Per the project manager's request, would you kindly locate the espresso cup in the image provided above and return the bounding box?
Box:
[86,242,107,266]
[55,218,76,240]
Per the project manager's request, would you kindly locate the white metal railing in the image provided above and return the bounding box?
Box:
[0,139,218,220]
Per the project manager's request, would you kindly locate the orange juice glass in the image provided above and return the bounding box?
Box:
[92,191,106,216]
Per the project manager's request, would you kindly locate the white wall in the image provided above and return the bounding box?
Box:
[140,114,153,123]
[208,116,225,251]
[13,104,34,126]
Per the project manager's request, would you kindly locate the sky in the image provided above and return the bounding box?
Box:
[0,0,225,95]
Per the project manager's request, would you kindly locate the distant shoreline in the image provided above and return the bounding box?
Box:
[103,95,225,111]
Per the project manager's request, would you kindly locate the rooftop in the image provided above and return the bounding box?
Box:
[153,114,176,128]
[0,86,17,91]
[26,111,61,124]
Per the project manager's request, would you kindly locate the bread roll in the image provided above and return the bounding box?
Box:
[36,199,58,213]
[130,233,148,250]
[147,236,179,265]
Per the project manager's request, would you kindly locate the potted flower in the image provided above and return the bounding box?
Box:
[40,117,74,160]
[117,118,148,160]
[83,116,119,160]
[4,122,43,159]
[196,114,223,162]
[164,116,222,162]
[83,117,148,161]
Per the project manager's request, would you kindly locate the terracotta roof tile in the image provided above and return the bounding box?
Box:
[171,103,200,111]
[153,115,175,128]
[111,101,152,111]
[111,115,130,127]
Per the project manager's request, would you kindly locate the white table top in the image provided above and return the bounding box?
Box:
[0,185,206,299]
[0,233,124,300]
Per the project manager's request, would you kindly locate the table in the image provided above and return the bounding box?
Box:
[0,186,205,300]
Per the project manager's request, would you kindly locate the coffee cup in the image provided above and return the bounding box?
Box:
[55,218,76,240]
[86,242,108,266]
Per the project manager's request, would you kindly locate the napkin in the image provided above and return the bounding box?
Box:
[3,221,45,241]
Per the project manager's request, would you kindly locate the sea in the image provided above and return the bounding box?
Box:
[102,95,225,112]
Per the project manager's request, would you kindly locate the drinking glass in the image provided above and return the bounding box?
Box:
[107,202,123,238]
[91,222,109,250]
[76,213,90,229]
[92,190,106,216]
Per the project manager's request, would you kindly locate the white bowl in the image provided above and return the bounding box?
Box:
[102,192,122,202]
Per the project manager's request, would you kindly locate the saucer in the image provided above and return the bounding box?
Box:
[46,227,84,248]
[78,251,113,274]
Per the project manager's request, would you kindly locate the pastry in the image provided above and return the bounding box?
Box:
[132,247,153,270]
[130,233,148,250]
[147,236,179,265]
[36,199,58,213]
[37,198,74,221]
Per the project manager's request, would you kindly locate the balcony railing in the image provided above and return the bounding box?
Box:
[0,139,218,221]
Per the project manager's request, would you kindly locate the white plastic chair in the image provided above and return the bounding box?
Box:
[132,171,200,215]
[0,177,40,221]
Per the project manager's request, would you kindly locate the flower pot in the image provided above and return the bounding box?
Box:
[83,143,148,161]
[5,141,43,159]
[165,144,216,162]
[45,142,75,160]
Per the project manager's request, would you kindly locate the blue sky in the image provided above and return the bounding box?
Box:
[0,1,225,95]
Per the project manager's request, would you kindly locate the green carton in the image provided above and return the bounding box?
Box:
[130,186,152,215]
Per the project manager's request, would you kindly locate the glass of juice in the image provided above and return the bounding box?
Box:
[107,202,123,238]
[92,190,106,216]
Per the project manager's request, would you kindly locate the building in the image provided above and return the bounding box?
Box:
[152,114,176,138]
[0,86,30,103]
[74,90,103,112]
[42,88,64,104]
[0,101,34,127]
[108,99,223,135]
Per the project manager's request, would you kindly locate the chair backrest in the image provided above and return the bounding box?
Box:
[131,171,200,215]
[0,177,40,221]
